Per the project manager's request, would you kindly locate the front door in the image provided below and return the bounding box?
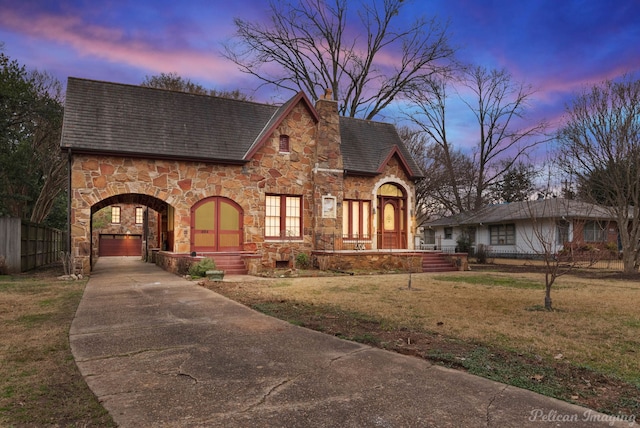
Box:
[191,197,243,252]
[377,183,407,249]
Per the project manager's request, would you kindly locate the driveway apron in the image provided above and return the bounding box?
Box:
[70,257,631,427]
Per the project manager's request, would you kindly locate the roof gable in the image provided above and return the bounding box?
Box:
[340,117,423,179]
[243,91,319,160]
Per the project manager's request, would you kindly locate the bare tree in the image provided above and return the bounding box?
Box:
[557,75,640,273]
[223,0,454,119]
[520,195,614,310]
[142,72,252,100]
[398,125,476,219]
[405,67,548,213]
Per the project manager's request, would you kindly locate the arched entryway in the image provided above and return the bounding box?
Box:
[377,183,407,249]
[90,193,171,266]
[191,197,243,252]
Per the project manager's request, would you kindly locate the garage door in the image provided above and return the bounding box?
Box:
[99,234,142,256]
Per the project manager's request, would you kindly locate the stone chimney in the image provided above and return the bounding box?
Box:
[314,88,343,171]
[313,89,344,249]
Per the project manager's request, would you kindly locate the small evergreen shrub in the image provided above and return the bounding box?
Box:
[295,252,311,269]
[188,257,217,277]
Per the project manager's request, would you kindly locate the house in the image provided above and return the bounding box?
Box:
[423,198,620,257]
[61,78,438,274]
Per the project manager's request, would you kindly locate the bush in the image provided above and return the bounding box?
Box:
[476,244,489,264]
[188,257,217,277]
[295,252,311,269]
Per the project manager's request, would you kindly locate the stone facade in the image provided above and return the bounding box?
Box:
[67,89,420,274]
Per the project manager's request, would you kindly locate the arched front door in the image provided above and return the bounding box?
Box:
[191,197,243,252]
[377,183,407,249]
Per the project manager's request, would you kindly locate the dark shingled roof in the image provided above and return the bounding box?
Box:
[61,78,279,163]
[61,77,423,178]
[425,199,616,227]
[340,117,423,178]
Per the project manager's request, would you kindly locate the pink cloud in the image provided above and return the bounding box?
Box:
[0,8,239,84]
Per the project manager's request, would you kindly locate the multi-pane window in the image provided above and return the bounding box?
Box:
[342,200,370,239]
[266,195,301,238]
[490,224,515,245]
[583,221,606,242]
[111,206,121,224]
[135,207,144,224]
[444,227,453,240]
[279,135,290,152]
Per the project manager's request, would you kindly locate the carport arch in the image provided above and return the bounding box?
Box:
[89,193,171,269]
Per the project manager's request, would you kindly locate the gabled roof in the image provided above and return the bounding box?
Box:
[62,78,305,163]
[425,199,616,228]
[61,77,423,178]
[340,117,424,179]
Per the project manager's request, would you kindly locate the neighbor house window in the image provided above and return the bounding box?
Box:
[342,200,370,239]
[111,206,121,224]
[490,224,515,245]
[266,195,301,239]
[557,220,570,245]
[444,227,453,240]
[135,207,144,224]
[583,221,606,242]
[279,135,290,152]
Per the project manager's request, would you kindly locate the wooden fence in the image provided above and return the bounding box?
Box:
[0,218,66,273]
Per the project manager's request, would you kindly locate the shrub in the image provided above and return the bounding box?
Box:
[295,252,311,269]
[188,257,217,277]
[476,244,489,264]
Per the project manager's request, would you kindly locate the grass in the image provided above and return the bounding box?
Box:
[205,268,640,417]
[0,265,115,427]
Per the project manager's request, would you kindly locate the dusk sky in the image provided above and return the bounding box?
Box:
[1,0,639,153]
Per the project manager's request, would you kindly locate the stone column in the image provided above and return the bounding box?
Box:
[313,89,345,250]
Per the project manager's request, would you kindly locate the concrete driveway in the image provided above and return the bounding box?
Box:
[69,257,634,427]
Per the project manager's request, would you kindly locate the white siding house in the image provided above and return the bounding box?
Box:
[423,199,618,257]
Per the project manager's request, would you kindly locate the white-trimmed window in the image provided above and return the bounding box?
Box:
[490,224,515,245]
[444,227,453,240]
[556,220,570,245]
[111,206,121,224]
[342,200,370,239]
[266,195,301,239]
[135,207,144,224]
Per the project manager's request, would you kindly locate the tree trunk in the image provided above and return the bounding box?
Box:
[622,250,638,274]
[544,284,553,311]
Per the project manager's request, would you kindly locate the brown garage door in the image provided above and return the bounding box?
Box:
[99,234,142,256]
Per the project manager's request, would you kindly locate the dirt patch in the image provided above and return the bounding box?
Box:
[203,278,639,418]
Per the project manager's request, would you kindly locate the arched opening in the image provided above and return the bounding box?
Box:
[377,183,407,249]
[91,193,171,266]
[191,197,243,252]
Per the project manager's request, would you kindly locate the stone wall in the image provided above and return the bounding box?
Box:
[314,251,424,273]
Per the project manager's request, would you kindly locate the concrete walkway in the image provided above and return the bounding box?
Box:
[70,258,635,427]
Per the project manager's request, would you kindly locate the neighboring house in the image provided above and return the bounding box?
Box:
[423,198,619,256]
[61,78,426,274]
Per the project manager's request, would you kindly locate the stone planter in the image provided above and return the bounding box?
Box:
[206,270,225,281]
